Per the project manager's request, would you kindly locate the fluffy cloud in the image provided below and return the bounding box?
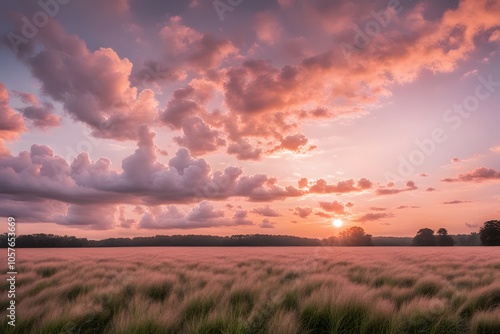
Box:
[55,204,117,230]
[369,207,387,211]
[135,16,236,84]
[308,178,372,194]
[138,201,251,229]
[14,21,158,140]
[11,91,60,129]
[0,83,25,139]
[251,205,281,217]
[173,117,226,155]
[315,211,332,218]
[232,210,254,226]
[0,126,306,226]
[270,134,315,153]
[442,167,500,183]
[293,206,313,218]
[0,198,66,223]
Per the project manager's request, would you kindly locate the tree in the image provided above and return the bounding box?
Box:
[339,226,372,246]
[479,220,500,246]
[436,228,454,246]
[413,228,437,246]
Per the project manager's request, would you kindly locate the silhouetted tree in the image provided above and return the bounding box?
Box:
[479,220,500,246]
[436,228,454,246]
[413,228,437,246]
[339,226,372,246]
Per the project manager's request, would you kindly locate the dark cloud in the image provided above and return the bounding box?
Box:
[376,181,417,195]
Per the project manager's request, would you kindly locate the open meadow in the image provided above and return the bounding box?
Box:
[2,247,500,334]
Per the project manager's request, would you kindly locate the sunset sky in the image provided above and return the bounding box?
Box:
[0,0,499,239]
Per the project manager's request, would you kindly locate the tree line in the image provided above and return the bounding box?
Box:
[412,220,500,246]
[1,220,498,247]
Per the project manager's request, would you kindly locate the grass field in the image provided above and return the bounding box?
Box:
[1,247,500,333]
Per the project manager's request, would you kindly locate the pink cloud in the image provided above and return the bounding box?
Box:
[318,201,345,214]
[11,91,60,129]
[254,11,282,44]
[376,181,418,195]
[0,83,25,140]
[138,202,251,229]
[0,126,306,228]
[15,21,158,140]
[55,204,117,230]
[270,134,315,153]
[135,16,236,84]
[442,167,500,182]
[259,218,276,228]
[293,206,313,218]
[369,207,387,211]
[443,200,472,205]
[298,178,308,188]
[308,178,372,194]
[174,117,226,155]
[227,139,262,160]
[251,205,281,217]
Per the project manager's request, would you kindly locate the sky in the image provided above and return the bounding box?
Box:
[0,0,499,239]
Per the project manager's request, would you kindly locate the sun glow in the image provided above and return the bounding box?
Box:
[333,218,343,228]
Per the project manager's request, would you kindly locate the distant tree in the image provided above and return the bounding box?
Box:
[339,226,372,246]
[413,228,437,246]
[436,228,454,246]
[322,236,338,246]
[479,220,500,246]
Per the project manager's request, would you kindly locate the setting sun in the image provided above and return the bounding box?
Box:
[333,219,344,228]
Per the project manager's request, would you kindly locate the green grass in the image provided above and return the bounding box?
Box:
[143,280,173,302]
[36,266,57,278]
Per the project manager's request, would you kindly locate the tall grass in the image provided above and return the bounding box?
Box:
[1,247,499,333]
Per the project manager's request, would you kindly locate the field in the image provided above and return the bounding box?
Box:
[2,247,500,334]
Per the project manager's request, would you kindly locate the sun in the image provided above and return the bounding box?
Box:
[332,218,343,228]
